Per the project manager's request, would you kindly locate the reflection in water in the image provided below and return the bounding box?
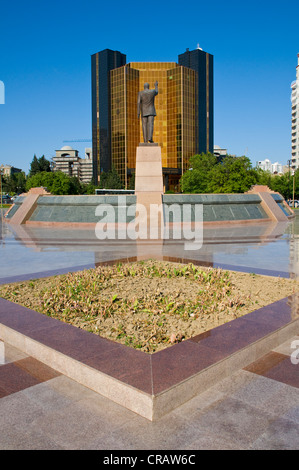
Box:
[0,208,299,279]
[287,215,299,277]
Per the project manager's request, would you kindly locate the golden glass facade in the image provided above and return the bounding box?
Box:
[110,66,139,186]
[130,62,177,168]
[110,67,125,185]
[92,48,213,188]
[166,66,197,173]
[110,62,198,189]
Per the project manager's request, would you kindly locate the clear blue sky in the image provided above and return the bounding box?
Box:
[0,0,298,174]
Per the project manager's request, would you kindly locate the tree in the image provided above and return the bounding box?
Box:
[69,176,84,195]
[268,171,299,200]
[25,171,82,195]
[29,154,51,177]
[208,156,259,193]
[128,172,135,190]
[180,153,263,194]
[38,155,51,172]
[50,172,73,195]
[180,153,217,193]
[99,167,124,190]
[83,182,97,194]
[255,168,272,187]
[29,155,39,177]
[5,172,27,194]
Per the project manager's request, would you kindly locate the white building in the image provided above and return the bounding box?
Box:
[0,164,22,177]
[271,161,284,174]
[257,158,271,172]
[213,145,227,158]
[256,159,284,174]
[291,54,299,171]
[80,148,93,184]
[52,146,93,184]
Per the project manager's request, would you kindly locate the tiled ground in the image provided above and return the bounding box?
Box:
[1,216,299,449]
[1,337,298,450]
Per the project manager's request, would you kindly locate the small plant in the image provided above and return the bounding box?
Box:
[0,260,295,353]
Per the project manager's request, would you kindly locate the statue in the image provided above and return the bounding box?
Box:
[137,81,158,143]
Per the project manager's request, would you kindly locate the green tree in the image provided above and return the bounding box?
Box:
[5,171,27,194]
[208,156,259,193]
[99,167,124,190]
[29,154,51,177]
[268,170,299,200]
[69,176,85,195]
[128,172,135,190]
[83,182,97,194]
[255,168,273,187]
[26,171,54,192]
[39,155,51,172]
[29,155,39,177]
[50,172,73,195]
[180,153,217,193]
[180,153,265,194]
[25,171,82,195]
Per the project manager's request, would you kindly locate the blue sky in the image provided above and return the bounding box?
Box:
[0,0,298,174]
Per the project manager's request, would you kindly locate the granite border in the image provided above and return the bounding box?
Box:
[0,265,298,420]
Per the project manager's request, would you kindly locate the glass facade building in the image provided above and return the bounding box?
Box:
[178,47,214,155]
[91,48,213,190]
[91,49,126,181]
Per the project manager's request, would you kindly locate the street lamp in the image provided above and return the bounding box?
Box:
[292,169,296,208]
[287,159,292,202]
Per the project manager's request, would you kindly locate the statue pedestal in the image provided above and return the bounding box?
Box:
[135,143,163,193]
[134,144,164,238]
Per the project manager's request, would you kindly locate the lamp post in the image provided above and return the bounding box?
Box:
[293,169,296,208]
[287,159,292,203]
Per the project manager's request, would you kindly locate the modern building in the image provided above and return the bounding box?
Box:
[257,159,272,172]
[256,158,285,175]
[91,47,214,190]
[271,161,284,175]
[178,47,214,155]
[52,146,93,184]
[213,145,227,160]
[291,54,299,171]
[79,148,93,184]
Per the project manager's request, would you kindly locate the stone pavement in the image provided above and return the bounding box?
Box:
[1,336,298,450]
[1,215,299,450]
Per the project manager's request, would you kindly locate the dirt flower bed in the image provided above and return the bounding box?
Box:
[0,260,297,353]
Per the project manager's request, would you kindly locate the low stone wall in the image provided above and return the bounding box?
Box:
[7,195,137,225]
[29,195,136,224]
[5,189,293,226]
[162,193,269,222]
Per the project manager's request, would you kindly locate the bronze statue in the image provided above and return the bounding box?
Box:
[137,81,158,143]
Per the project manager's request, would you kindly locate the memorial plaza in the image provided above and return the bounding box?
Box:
[0,206,298,450]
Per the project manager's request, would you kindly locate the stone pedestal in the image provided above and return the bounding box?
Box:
[135,143,163,193]
[135,144,164,240]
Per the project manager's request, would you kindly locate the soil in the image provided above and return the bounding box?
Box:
[0,260,297,353]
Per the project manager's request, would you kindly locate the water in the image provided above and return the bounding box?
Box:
[1,209,299,281]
